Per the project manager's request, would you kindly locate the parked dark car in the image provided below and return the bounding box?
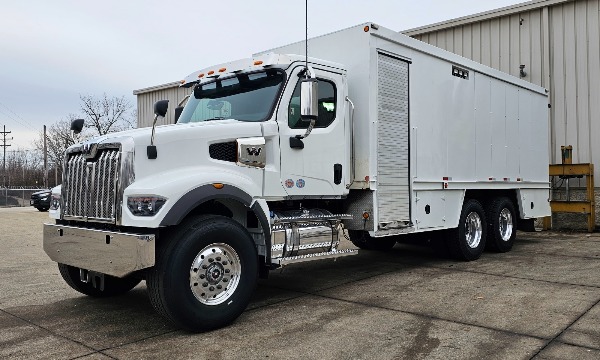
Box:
[30,189,51,212]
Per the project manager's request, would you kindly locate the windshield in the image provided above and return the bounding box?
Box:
[177,69,285,123]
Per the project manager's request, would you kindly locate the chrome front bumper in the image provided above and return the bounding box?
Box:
[43,223,155,277]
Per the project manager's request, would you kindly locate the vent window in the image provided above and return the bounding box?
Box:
[209,142,237,162]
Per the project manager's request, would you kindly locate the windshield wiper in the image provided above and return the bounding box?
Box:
[204,117,227,121]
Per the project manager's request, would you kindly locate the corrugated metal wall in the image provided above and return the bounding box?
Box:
[135,84,191,128]
[411,0,600,183]
[413,8,548,87]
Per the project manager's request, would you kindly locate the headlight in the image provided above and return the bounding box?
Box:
[50,194,61,210]
[127,196,167,216]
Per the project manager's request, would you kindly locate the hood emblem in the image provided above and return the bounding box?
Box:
[246,147,262,156]
[82,142,98,159]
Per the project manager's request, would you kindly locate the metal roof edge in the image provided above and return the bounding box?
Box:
[371,28,547,95]
[133,81,181,95]
[402,0,573,35]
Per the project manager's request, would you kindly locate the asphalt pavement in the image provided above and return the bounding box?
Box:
[1,206,599,359]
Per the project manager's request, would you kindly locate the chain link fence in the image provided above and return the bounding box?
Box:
[0,187,50,207]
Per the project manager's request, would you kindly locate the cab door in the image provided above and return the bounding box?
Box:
[276,65,349,197]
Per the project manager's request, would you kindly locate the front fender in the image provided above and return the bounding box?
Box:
[121,165,262,228]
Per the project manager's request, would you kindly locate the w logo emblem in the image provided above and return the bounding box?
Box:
[246,147,262,156]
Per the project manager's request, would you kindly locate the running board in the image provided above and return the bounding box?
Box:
[275,248,358,266]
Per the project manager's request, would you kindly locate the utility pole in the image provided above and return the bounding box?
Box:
[43,125,48,188]
[1,125,12,189]
[1,125,12,203]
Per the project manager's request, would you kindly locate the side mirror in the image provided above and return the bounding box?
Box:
[70,119,85,134]
[174,106,184,122]
[294,77,318,142]
[300,78,318,121]
[154,100,169,118]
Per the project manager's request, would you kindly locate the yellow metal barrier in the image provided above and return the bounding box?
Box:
[543,163,595,232]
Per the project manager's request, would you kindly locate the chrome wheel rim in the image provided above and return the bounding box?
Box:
[465,212,483,249]
[499,208,513,242]
[190,243,241,306]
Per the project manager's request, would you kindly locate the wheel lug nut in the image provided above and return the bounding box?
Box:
[217,285,222,289]
[208,258,214,263]
[209,286,215,291]
[202,265,208,269]
[216,257,221,261]
[202,282,208,287]
[223,278,228,283]
[222,261,228,265]
[193,283,198,286]
[199,274,205,279]
[225,269,230,273]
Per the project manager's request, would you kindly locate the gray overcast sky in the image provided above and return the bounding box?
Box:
[1,0,527,149]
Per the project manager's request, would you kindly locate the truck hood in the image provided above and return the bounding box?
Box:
[67,119,267,182]
[69,120,243,149]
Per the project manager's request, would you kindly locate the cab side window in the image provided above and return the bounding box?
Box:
[288,79,336,129]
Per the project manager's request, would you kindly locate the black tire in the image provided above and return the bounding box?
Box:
[37,207,48,212]
[447,199,487,261]
[485,197,517,253]
[347,230,396,251]
[146,215,258,332]
[58,263,141,297]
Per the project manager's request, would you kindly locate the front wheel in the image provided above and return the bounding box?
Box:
[147,215,258,332]
[447,199,487,261]
[58,264,141,297]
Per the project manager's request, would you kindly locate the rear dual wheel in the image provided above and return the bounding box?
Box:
[447,199,487,261]
[485,197,517,253]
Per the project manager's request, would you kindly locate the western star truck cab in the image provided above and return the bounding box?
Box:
[43,23,550,331]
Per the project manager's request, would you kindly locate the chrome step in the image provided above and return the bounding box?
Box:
[275,248,358,266]
[272,213,353,224]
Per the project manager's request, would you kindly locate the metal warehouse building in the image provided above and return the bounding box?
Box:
[134,0,600,189]
[404,0,600,181]
[134,82,188,127]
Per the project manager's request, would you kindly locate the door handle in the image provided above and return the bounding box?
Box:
[334,164,342,185]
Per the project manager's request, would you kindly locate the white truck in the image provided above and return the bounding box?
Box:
[43,23,550,332]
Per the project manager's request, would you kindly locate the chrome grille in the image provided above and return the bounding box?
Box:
[63,149,121,222]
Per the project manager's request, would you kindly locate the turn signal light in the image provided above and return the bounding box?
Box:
[212,183,225,189]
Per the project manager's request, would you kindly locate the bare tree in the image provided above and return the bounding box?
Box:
[35,93,136,174]
[80,93,135,135]
[4,148,45,187]
[34,116,77,174]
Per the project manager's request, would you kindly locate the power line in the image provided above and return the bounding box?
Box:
[0,101,38,131]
